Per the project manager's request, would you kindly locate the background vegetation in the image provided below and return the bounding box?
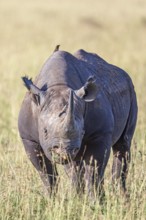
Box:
[0,0,146,219]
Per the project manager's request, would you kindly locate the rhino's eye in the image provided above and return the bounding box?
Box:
[44,128,47,134]
[58,104,68,117]
[59,111,66,117]
[82,130,85,136]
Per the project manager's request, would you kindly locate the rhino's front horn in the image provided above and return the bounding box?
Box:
[64,90,75,131]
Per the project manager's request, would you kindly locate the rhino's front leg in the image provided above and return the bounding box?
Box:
[21,139,58,195]
[83,140,111,202]
[83,159,106,202]
[64,161,85,194]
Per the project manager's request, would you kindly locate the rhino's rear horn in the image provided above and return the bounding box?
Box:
[22,76,45,105]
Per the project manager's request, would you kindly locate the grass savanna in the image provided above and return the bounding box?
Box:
[0,0,146,219]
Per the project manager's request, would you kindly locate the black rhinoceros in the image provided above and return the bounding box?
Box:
[18,47,137,197]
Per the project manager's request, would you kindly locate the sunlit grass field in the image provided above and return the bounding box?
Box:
[0,0,146,219]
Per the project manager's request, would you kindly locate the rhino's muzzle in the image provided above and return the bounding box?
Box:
[51,145,80,162]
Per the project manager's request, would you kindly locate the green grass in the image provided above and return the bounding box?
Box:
[0,0,146,219]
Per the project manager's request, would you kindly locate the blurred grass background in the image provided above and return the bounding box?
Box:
[0,0,146,219]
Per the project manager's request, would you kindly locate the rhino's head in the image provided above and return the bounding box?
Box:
[22,76,97,164]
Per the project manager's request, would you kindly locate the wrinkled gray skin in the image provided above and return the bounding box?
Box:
[18,48,137,198]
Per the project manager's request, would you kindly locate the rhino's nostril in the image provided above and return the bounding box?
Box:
[74,148,79,153]
[71,148,79,155]
[52,145,59,151]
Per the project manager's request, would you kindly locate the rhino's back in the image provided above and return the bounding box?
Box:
[74,49,134,96]
[74,49,136,143]
[35,49,134,98]
[75,49,134,119]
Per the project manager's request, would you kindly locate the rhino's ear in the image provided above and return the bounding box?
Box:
[22,76,45,106]
[75,75,98,102]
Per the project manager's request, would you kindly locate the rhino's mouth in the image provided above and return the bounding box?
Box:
[51,151,72,164]
[46,139,81,164]
[50,146,80,164]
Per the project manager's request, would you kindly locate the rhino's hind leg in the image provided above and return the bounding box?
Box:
[112,93,137,193]
[112,144,130,193]
[22,139,58,195]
